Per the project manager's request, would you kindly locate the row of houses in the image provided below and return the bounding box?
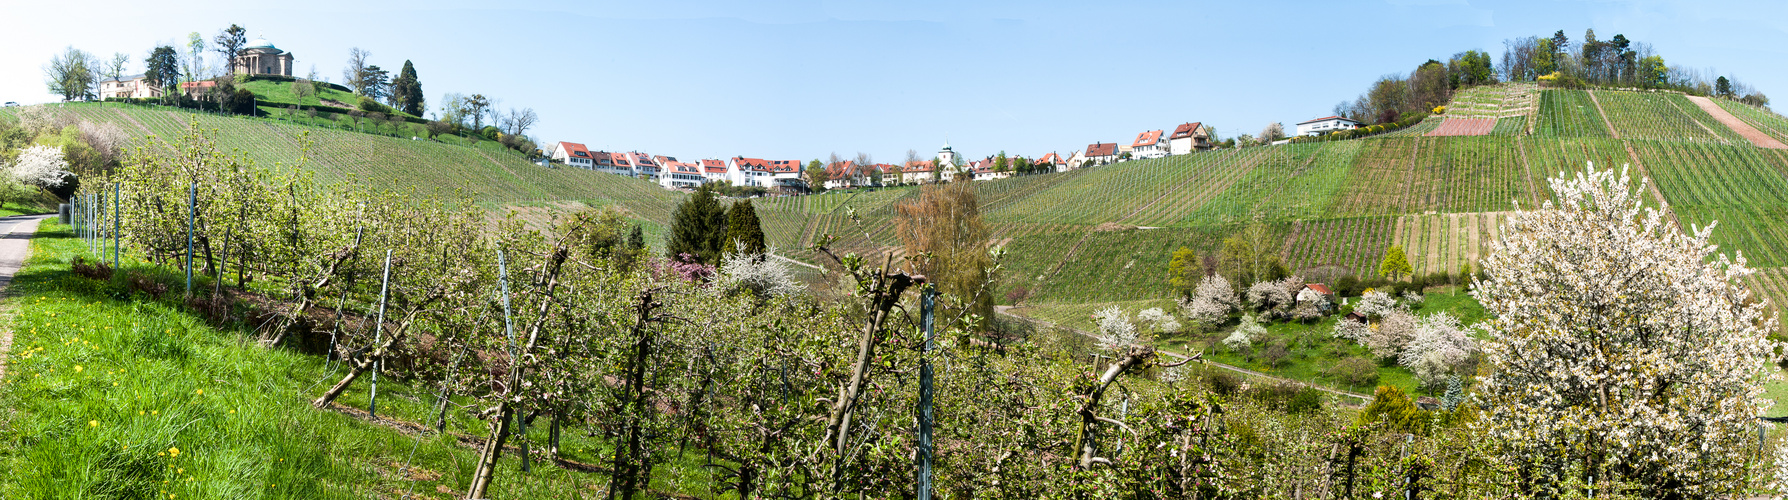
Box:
[549,141,809,191]
[547,119,1228,192]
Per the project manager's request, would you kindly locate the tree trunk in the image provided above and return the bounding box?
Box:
[821,269,915,486]
[466,403,515,500]
[609,289,661,500]
[1074,345,1154,469]
[313,356,374,409]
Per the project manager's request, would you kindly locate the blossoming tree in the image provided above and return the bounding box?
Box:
[1472,164,1779,495]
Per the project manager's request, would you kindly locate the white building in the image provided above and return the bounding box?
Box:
[1296,116,1363,136]
[700,159,728,184]
[727,157,803,188]
[1130,130,1167,159]
[1083,142,1118,165]
[1168,122,1213,155]
[99,74,163,100]
[660,162,705,190]
[550,142,597,169]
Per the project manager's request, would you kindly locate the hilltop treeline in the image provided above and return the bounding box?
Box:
[1336,28,1769,125]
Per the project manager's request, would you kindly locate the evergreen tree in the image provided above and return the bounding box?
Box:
[666,184,728,264]
[392,60,425,117]
[1715,76,1733,98]
[724,199,766,255]
[1441,376,1464,412]
[627,224,645,251]
[1379,245,1413,281]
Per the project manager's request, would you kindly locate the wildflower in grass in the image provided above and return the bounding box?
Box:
[167,447,179,457]
[74,365,82,372]
[194,389,202,395]
[88,420,97,427]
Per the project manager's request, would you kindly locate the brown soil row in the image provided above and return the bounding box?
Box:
[1685,95,1788,149]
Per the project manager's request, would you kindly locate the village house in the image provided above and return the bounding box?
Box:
[1037,152,1067,172]
[1296,283,1336,312]
[900,160,935,184]
[659,161,705,190]
[626,152,661,179]
[99,75,162,100]
[178,80,218,98]
[700,159,728,184]
[823,161,857,190]
[1083,142,1119,166]
[1168,122,1214,155]
[598,152,633,176]
[1131,130,1167,159]
[1296,116,1363,136]
[550,142,597,169]
[727,157,803,188]
[235,37,295,76]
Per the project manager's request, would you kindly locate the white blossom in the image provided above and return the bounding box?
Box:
[1401,290,1425,307]
[715,246,804,300]
[1180,274,1237,331]
[9,145,73,189]
[1353,290,1404,320]
[1246,280,1292,319]
[1332,316,1370,341]
[1362,311,1417,359]
[1092,306,1138,352]
[1472,163,1779,494]
[1136,307,1180,334]
[1397,312,1476,386]
[1223,314,1266,353]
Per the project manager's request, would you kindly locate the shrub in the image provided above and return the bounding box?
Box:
[1336,275,1361,297]
[357,96,393,114]
[1003,285,1030,304]
[1358,385,1430,435]
[1259,338,1291,368]
[1325,356,1380,387]
[70,256,112,280]
[1207,371,1242,395]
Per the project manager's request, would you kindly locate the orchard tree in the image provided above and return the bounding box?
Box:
[895,181,995,327]
[1473,164,1779,496]
[1379,245,1413,280]
[6,145,74,207]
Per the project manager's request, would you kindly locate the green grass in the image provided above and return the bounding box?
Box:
[0,221,714,498]
[1596,92,1746,145]
[237,80,363,111]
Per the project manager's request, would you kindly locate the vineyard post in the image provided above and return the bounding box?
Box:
[96,191,104,256]
[915,284,937,500]
[185,182,194,296]
[369,249,392,418]
[496,249,519,470]
[112,182,120,270]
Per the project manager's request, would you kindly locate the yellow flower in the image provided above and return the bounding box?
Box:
[75,365,83,373]
[88,420,98,427]
[167,447,179,457]
[151,410,158,415]
[228,409,235,414]
[176,468,183,474]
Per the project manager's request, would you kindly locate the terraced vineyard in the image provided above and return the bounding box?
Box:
[1536,90,1613,137]
[1594,91,1745,144]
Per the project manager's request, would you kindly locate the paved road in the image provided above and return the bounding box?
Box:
[995,305,1373,405]
[0,214,52,379]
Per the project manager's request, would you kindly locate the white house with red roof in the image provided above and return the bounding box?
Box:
[625,152,661,179]
[899,160,935,184]
[1296,116,1363,136]
[1036,152,1067,172]
[727,157,804,188]
[550,142,598,170]
[1169,122,1214,155]
[699,159,728,184]
[659,161,705,190]
[1131,130,1167,159]
[1083,142,1119,166]
[823,161,861,190]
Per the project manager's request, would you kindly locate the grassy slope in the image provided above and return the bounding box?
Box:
[0,221,711,497]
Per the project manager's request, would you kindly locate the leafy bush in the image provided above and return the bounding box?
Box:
[356,96,393,115]
[1325,356,1380,387]
[1358,385,1430,435]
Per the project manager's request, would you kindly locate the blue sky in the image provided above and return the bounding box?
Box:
[5,0,1787,164]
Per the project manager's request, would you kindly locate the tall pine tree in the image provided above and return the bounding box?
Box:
[391,60,424,117]
[666,184,728,264]
[724,199,766,254]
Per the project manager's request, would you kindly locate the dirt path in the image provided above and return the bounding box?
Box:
[0,215,53,380]
[1587,90,1622,140]
[995,306,1373,405]
[1686,95,1788,149]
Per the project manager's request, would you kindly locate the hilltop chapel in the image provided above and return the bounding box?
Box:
[234,36,294,76]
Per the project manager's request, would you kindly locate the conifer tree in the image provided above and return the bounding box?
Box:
[724,199,765,255]
[666,184,727,264]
